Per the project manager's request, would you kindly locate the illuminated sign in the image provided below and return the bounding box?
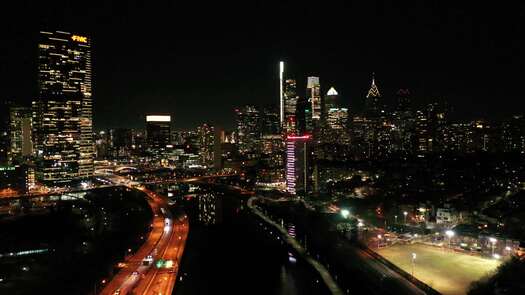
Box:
[287,135,311,140]
[71,35,88,43]
[146,115,171,122]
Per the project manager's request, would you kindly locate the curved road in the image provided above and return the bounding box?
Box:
[100,186,188,295]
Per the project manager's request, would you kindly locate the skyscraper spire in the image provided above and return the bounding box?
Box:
[366,72,381,98]
[279,61,285,125]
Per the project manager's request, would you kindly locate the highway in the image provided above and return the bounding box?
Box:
[100,186,188,295]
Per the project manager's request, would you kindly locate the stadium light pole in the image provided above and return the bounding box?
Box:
[411,253,417,276]
[445,230,455,250]
[489,237,497,256]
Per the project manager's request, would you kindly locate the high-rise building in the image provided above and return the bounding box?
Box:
[32,30,93,184]
[307,77,321,122]
[94,130,111,159]
[261,106,280,136]
[501,115,525,154]
[396,88,411,113]
[364,73,382,118]
[284,79,299,135]
[323,87,339,117]
[146,115,172,150]
[110,128,133,158]
[197,123,215,168]
[0,100,10,165]
[296,95,313,135]
[285,135,312,196]
[9,106,33,162]
[327,108,349,130]
[392,89,414,153]
[414,110,431,155]
[236,106,261,155]
[279,61,285,125]
[0,164,32,194]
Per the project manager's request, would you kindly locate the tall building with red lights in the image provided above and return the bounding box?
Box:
[285,135,311,196]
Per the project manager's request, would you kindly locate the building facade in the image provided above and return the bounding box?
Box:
[236,106,261,155]
[32,31,93,184]
[285,135,312,196]
[146,115,172,150]
[307,77,321,122]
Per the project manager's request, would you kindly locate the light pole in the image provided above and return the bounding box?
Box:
[411,253,417,276]
[395,215,398,224]
[403,211,408,225]
[377,234,382,249]
[445,230,455,250]
[489,237,497,257]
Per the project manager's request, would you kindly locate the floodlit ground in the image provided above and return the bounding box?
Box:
[377,243,501,295]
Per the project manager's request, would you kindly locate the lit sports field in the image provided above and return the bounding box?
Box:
[377,243,501,295]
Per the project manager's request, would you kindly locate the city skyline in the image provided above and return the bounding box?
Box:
[3,3,525,295]
[2,1,525,130]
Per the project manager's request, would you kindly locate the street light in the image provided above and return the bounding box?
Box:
[394,215,398,224]
[377,234,382,249]
[445,230,455,249]
[403,211,408,225]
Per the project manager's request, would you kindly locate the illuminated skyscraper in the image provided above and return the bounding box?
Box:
[322,87,348,129]
[110,128,133,158]
[296,95,313,135]
[414,110,430,155]
[320,87,349,145]
[501,115,525,153]
[197,123,215,167]
[324,87,339,112]
[33,31,93,183]
[284,79,299,135]
[0,100,10,165]
[285,135,312,196]
[307,77,321,121]
[364,73,382,117]
[327,108,349,130]
[146,115,172,150]
[235,106,261,155]
[261,106,280,136]
[9,107,33,162]
[279,61,285,125]
[393,89,414,153]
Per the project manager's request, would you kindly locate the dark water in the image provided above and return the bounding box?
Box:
[169,187,331,295]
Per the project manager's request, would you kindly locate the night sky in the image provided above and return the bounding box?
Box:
[1,1,525,130]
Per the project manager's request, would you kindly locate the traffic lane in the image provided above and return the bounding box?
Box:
[100,193,168,295]
[164,222,188,294]
[141,217,188,295]
[147,220,188,295]
[128,201,177,294]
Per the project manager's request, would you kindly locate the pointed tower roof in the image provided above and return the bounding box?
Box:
[327,87,338,96]
[366,73,381,98]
